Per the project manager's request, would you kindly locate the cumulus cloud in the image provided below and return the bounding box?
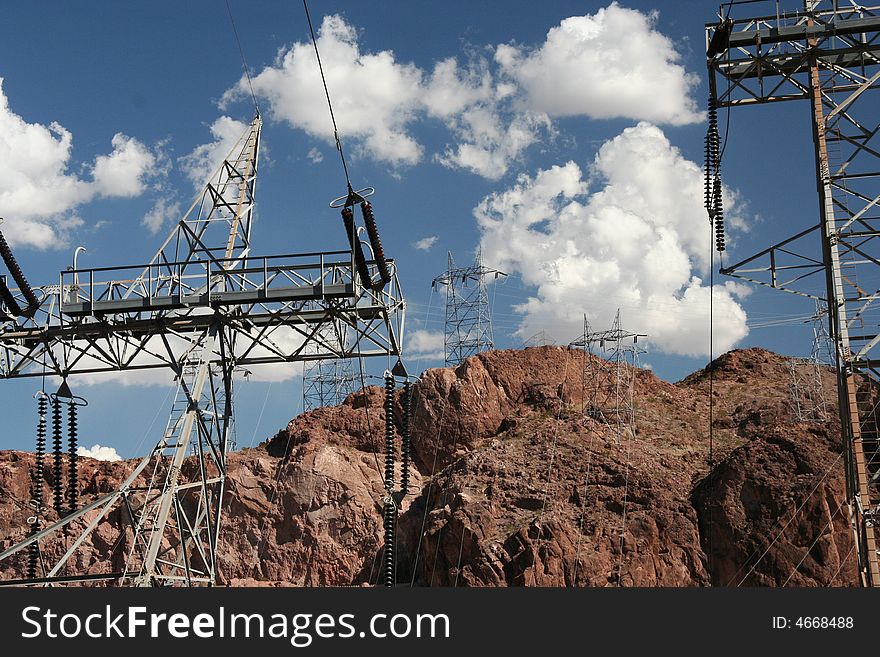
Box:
[437,106,552,180]
[307,147,324,164]
[77,444,122,461]
[178,116,249,187]
[427,55,552,179]
[476,123,747,357]
[228,15,424,166]
[0,79,159,248]
[422,57,493,119]
[92,133,158,197]
[495,3,702,125]
[406,329,445,361]
[413,235,439,251]
[141,197,181,235]
[223,7,701,179]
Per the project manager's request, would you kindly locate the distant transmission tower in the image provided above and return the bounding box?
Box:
[522,330,556,348]
[569,310,646,436]
[569,309,646,585]
[788,300,835,423]
[432,250,506,367]
[302,324,356,411]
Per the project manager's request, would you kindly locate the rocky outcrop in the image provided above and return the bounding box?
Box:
[0,346,861,586]
[0,386,420,587]
[692,425,856,587]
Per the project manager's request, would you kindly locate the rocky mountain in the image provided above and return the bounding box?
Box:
[0,346,858,586]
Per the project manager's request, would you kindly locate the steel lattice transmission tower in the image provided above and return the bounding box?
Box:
[707,0,880,585]
[431,250,506,367]
[570,310,646,435]
[569,310,646,584]
[0,115,406,586]
[302,323,356,410]
[788,300,835,423]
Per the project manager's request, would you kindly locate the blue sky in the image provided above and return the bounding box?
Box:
[0,1,829,456]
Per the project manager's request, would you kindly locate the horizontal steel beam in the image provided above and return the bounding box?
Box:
[0,572,124,586]
[718,47,880,81]
[60,283,355,316]
[719,15,880,50]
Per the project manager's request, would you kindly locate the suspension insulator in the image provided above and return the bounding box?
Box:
[26,531,39,579]
[382,499,396,588]
[0,227,39,316]
[34,394,47,511]
[67,401,79,514]
[27,393,48,579]
[341,207,373,289]
[704,92,726,253]
[381,372,398,587]
[705,139,718,215]
[360,201,392,289]
[51,397,64,516]
[713,176,726,252]
[400,381,412,497]
[704,96,720,220]
[0,275,23,318]
[384,372,395,491]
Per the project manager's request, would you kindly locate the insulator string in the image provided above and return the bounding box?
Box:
[51,396,64,516]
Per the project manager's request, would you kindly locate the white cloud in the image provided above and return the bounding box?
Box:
[425,57,553,178]
[92,133,157,197]
[437,106,552,180]
[423,57,493,118]
[307,146,324,164]
[178,116,249,187]
[476,123,748,357]
[76,444,122,461]
[0,78,159,248]
[406,329,445,361]
[413,235,439,251]
[229,15,424,167]
[222,8,701,179]
[141,197,181,235]
[495,3,702,125]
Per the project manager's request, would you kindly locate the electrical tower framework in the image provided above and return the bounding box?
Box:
[570,311,646,433]
[569,310,646,584]
[707,0,880,585]
[0,115,406,586]
[302,323,356,411]
[431,250,506,367]
[788,300,835,422]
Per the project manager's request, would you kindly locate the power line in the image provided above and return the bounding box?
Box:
[302,0,352,191]
[224,0,260,115]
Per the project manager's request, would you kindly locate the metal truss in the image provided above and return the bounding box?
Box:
[788,300,835,422]
[569,310,645,585]
[707,0,880,585]
[431,250,506,367]
[569,310,646,432]
[302,323,356,411]
[0,114,405,586]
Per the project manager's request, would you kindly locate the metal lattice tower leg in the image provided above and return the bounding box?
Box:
[123,328,233,586]
[707,1,880,585]
[432,249,507,367]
